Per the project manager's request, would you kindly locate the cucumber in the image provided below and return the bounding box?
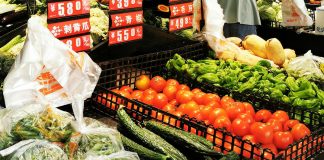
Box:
[117,108,187,160]
[145,121,223,157]
[121,134,170,160]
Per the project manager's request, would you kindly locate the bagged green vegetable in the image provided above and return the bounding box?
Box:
[0,139,68,160]
[84,151,140,160]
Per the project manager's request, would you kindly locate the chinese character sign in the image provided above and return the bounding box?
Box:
[169,15,192,31]
[109,26,143,45]
[170,2,193,18]
[48,0,90,19]
[109,0,142,11]
[110,11,143,28]
[48,18,90,38]
[61,34,91,52]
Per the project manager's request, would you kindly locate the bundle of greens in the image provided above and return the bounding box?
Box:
[166,54,324,115]
[4,140,68,160]
[144,9,169,31]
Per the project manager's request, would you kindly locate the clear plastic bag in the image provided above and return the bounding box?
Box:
[85,151,140,160]
[0,140,68,160]
[286,51,324,81]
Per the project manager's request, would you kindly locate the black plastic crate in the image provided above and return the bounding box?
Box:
[88,42,323,159]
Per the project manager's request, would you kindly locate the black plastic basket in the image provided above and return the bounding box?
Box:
[88,42,323,159]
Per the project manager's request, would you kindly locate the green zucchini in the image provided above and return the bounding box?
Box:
[145,121,223,156]
[117,108,187,160]
[121,134,170,160]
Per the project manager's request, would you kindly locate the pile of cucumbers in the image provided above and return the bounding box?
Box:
[117,107,240,160]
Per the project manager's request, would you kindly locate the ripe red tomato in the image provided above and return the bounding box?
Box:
[191,88,202,94]
[202,93,221,105]
[182,101,199,116]
[262,144,278,158]
[153,93,168,109]
[220,96,235,107]
[250,122,274,144]
[193,92,206,105]
[162,103,176,112]
[135,75,150,90]
[206,101,222,109]
[291,124,311,141]
[200,106,213,120]
[177,84,190,91]
[141,94,154,105]
[119,91,131,100]
[255,109,272,123]
[271,110,289,124]
[224,102,245,121]
[243,134,258,144]
[143,88,157,96]
[242,102,255,117]
[150,76,167,92]
[213,116,232,132]
[119,86,133,93]
[283,120,300,131]
[176,90,194,104]
[232,118,250,137]
[169,99,179,106]
[193,112,204,121]
[208,108,228,123]
[130,90,143,100]
[163,85,178,100]
[165,79,179,87]
[237,113,254,124]
[273,131,294,150]
[266,119,283,132]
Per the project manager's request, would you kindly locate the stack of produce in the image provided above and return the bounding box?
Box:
[166,54,324,115]
[0,105,139,160]
[257,0,282,22]
[97,75,318,159]
[224,35,296,67]
[117,107,240,160]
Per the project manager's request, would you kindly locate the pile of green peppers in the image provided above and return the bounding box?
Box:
[166,54,324,115]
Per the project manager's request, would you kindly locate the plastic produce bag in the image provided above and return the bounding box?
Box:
[3,15,101,109]
[286,51,324,81]
[282,0,313,27]
[0,139,68,160]
[0,104,74,144]
[85,151,140,160]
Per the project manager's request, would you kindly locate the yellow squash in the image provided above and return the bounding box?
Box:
[242,35,267,58]
[265,38,286,66]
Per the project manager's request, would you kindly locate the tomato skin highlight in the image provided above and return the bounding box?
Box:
[236,113,254,125]
[250,122,274,145]
[242,102,255,117]
[150,76,167,92]
[193,92,206,105]
[135,75,150,90]
[271,110,289,124]
[208,108,228,123]
[224,102,245,121]
[176,90,194,104]
[283,120,300,131]
[163,85,178,100]
[143,88,157,96]
[232,118,250,137]
[130,90,143,100]
[213,116,232,132]
[165,79,179,87]
[266,119,283,132]
[177,84,190,91]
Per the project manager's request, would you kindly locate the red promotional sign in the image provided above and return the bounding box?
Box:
[47,0,90,19]
[110,11,143,29]
[61,34,91,52]
[169,15,192,32]
[109,0,142,11]
[48,18,90,38]
[170,2,193,18]
[109,25,142,45]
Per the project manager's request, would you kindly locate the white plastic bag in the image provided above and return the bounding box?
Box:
[3,15,101,109]
[282,0,313,27]
[85,151,140,160]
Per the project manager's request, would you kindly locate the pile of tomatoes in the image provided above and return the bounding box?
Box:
[99,75,314,159]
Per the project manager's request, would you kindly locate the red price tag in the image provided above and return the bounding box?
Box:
[169,0,180,2]
[170,2,193,18]
[110,11,143,29]
[169,15,192,32]
[109,0,142,11]
[109,25,142,45]
[61,34,91,52]
[48,18,90,38]
[47,0,90,19]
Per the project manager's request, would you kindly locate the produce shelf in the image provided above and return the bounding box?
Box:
[88,42,324,160]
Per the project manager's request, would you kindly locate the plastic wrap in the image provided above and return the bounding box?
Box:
[0,140,68,160]
[85,151,140,160]
[282,0,313,26]
[286,51,324,81]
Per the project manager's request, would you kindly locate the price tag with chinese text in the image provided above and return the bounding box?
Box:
[109,0,142,11]
[109,25,142,45]
[48,0,90,19]
[48,18,90,38]
[169,15,192,32]
[170,2,193,18]
[110,10,143,29]
[61,34,91,52]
